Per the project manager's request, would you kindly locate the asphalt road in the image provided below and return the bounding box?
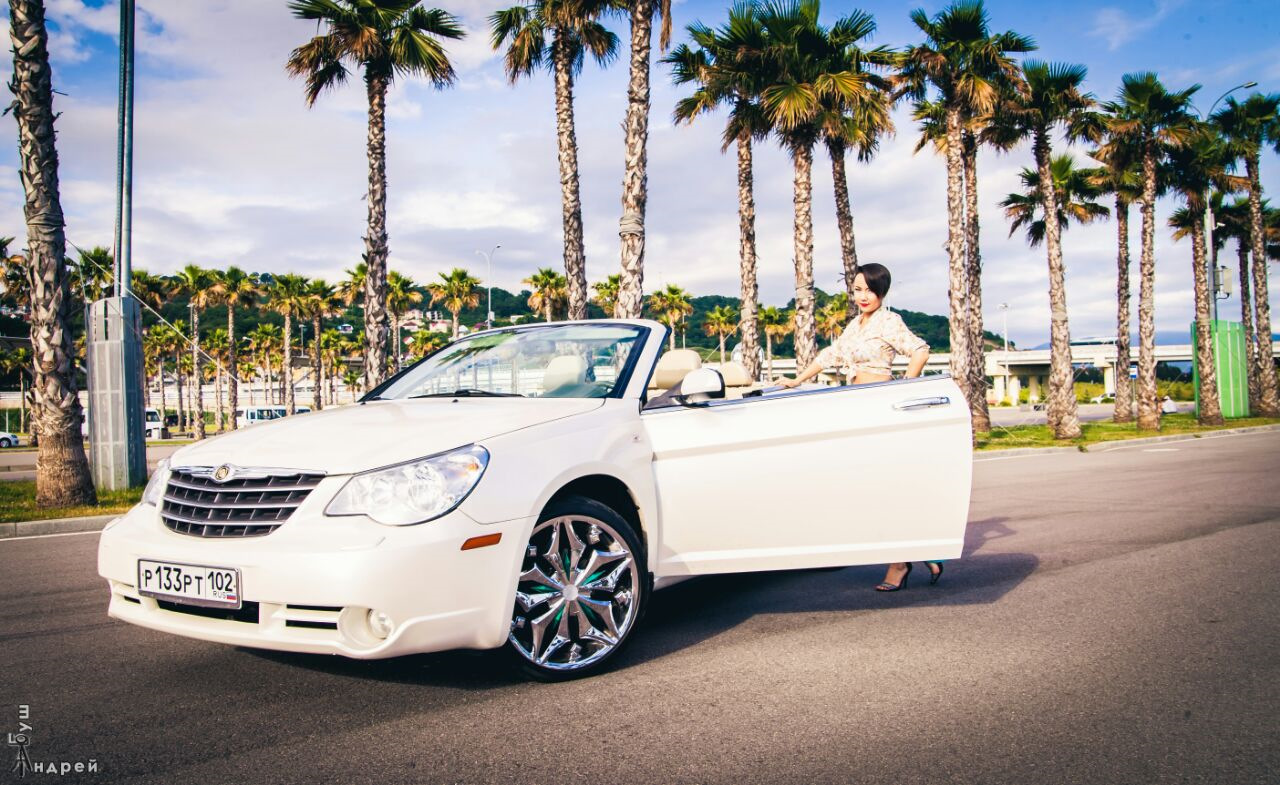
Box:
[1,432,1276,784]
[0,443,181,482]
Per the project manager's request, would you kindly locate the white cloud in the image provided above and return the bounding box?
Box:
[1089,0,1186,51]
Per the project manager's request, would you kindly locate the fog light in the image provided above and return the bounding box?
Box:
[367,609,394,640]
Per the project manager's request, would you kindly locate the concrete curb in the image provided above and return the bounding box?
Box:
[0,514,118,539]
[975,446,1082,459]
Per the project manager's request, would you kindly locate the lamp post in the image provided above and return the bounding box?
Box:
[475,245,500,328]
[1196,80,1257,320]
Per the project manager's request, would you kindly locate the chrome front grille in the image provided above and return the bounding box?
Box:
[161,467,325,538]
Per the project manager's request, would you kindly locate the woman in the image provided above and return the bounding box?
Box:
[775,263,939,591]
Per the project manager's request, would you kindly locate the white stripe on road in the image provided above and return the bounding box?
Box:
[0,530,101,543]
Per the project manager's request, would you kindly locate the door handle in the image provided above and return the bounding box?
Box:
[893,396,950,411]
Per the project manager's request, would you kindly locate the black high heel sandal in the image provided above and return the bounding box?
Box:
[874,562,912,592]
[926,561,944,586]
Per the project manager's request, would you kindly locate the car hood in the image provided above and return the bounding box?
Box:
[168,397,604,475]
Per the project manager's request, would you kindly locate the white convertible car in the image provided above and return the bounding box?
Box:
[98,320,971,679]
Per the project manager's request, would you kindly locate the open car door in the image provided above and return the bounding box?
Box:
[641,376,972,576]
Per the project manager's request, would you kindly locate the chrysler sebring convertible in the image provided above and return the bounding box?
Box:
[98,320,972,679]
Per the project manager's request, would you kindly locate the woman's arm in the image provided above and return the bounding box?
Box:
[905,346,929,378]
[776,359,825,388]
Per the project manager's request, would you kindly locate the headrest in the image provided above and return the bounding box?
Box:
[651,349,702,389]
[542,354,588,393]
[719,361,751,387]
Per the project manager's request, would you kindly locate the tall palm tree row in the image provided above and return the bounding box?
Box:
[210,266,261,428]
[1101,73,1199,430]
[646,283,693,349]
[758,305,792,381]
[172,264,215,439]
[287,0,464,391]
[491,0,618,322]
[591,273,621,317]
[306,279,342,409]
[898,0,1034,435]
[524,267,568,322]
[386,271,423,369]
[702,304,738,365]
[268,274,311,415]
[8,0,94,504]
[664,3,770,382]
[1212,93,1280,418]
[617,0,672,321]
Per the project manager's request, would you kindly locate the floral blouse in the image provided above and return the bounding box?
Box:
[815,307,929,379]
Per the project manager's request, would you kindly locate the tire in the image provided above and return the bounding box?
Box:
[504,494,650,681]
[0,438,11,448]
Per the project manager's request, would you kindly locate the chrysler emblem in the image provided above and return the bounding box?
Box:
[213,464,235,483]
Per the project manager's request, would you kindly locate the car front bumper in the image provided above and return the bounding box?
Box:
[97,490,531,659]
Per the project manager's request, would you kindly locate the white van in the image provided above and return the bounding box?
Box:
[81,407,168,440]
[235,406,311,429]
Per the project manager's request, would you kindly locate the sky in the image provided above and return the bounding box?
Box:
[0,0,1277,348]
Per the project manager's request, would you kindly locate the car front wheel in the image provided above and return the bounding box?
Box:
[0,438,11,448]
[505,495,649,681]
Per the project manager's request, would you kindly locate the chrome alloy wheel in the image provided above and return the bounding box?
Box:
[508,513,641,673]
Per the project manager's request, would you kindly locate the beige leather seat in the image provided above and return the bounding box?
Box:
[541,354,588,396]
[648,349,702,392]
[718,360,758,399]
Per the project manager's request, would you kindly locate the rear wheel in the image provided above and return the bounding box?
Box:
[505,495,648,681]
[0,438,11,448]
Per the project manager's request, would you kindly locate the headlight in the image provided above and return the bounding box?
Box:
[325,445,489,526]
[142,458,170,506]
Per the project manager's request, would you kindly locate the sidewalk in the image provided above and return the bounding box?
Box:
[0,513,118,539]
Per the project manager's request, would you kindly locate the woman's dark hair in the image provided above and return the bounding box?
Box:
[855,263,891,300]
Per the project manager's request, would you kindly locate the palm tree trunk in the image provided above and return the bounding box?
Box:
[766,332,773,381]
[214,366,224,433]
[191,309,204,439]
[284,315,296,414]
[174,351,185,435]
[942,107,972,413]
[312,315,322,411]
[667,324,675,351]
[9,0,93,504]
[227,306,239,429]
[719,334,726,367]
[362,71,391,390]
[1188,209,1224,425]
[791,143,817,369]
[962,132,990,433]
[1246,154,1279,417]
[1136,146,1160,430]
[1237,241,1261,412]
[827,138,859,310]
[1034,129,1081,440]
[552,35,588,321]
[451,311,459,339]
[1113,199,1134,422]
[617,0,653,321]
[736,137,761,381]
[392,314,401,372]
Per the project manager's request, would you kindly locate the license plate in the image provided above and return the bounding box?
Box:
[137,560,242,609]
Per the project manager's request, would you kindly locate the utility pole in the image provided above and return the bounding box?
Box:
[87,0,145,489]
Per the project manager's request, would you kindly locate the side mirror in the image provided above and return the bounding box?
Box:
[675,368,725,406]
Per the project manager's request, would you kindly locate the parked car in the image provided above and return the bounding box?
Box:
[98,320,972,679]
[81,408,168,440]
[235,405,311,429]
[0,430,19,448]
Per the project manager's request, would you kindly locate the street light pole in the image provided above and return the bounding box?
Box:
[475,245,500,328]
[1198,80,1257,321]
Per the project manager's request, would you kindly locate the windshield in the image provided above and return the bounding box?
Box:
[372,323,646,400]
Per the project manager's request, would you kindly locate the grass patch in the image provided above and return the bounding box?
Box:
[975,413,1280,451]
[0,481,141,523]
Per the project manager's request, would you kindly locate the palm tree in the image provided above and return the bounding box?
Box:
[647,284,693,349]
[172,264,215,440]
[524,267,567,322]
[247,324,282,406]
[408,329,448,360]
[1087,140,1146,422]
[817,293,849,342]
[753,0,890,370]
[209,266,260,429]
[1212,92,1280,417]
[384,271,423,370]
[758,305,793,381]
[1000,155,1110,244]
[993,61,1098,440]
[702,304,738,365]
[1166,125,1247,425]
[268,274,310,414]
[9,0,93,503]
[617,0,673,320]
[70,246,114,304]
[1214,197,1280,411]
[665,3,770,381]
[491,0,618,321]
[159,320,188,433]
[590,274,621,317]
[1101,73,1200,429]
[425,268,480,339]
[305,278,341,408]
[204,328,230,432]
[287,0,464,390]
[343,366,363,402]
[898,0,1034,434]
[0,346,32,434]
[337,262,366,308]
